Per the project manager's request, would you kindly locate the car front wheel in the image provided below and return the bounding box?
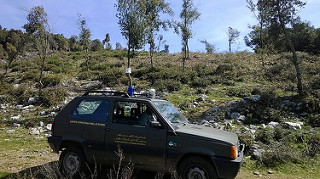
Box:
[179,156,217,179]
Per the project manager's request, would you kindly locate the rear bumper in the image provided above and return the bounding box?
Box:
[47,136,62,153]
[212,144,244,179]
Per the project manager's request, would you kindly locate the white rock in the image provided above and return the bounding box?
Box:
[238,115,246,121]
[13,84,19,89]
[231,112,240,119]
[268,121,279,128]
[29,128,40,135]
[285,122,302,130]
[15,105,23,110]
[6,129,15,134]
[39,121,44,127]
[40,111,47,116]
[46,124,52,130]
[198,94,208,102]
[49,112,57,117]
[11,115,21,120]
[28,97,36,104]
[13,123,20,127]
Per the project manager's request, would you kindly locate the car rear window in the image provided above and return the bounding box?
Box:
[71,99,110,122]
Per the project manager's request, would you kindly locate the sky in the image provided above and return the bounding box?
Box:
[0,0,319,53]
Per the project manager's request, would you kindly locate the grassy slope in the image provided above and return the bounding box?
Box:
[0,50,320,178]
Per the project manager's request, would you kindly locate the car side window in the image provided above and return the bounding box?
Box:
[71,99,110,122]
[112,101,158,127]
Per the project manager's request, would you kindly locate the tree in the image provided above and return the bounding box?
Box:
[3,29,26,76]
[246,0,269,66]
[53,34,69,51]
[142,0,173,68]
[23,6,50,93]
[227,27,240,53]
[91,39,104,51]
[161,44,169,53]
[115,42,123,50]
[116,0,147,87]
[200,39,215,53]
[175,0,200,70]
[258,0,306,96]
[78,14,91,71]
[69,35,82,51]
[102,33,112,50]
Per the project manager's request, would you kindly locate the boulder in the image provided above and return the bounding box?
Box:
[15,105,23,110]
[284,122,302,130]
[11,115,21,120]
[28,97,36,105]
[268,121,279,128]
[198,94,208,102]
[6,129,15,134]
[29,128,40,135]
[231,112,240,120]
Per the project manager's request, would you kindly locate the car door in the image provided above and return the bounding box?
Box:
[69,98,110,163]
[105,100,167,168]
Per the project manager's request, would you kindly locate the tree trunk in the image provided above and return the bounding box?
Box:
[229,40,231,53]
[127,44,132,87]
[277,1,304,96]
[259,20,265,67]
[38,55,45,94]
[85,49,89,71]
[149,44,154,69]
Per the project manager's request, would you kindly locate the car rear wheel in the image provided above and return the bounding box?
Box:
[59,147,87,177]
[179,156,217,179]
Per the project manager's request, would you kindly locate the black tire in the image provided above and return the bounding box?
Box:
[178,156,217,179]
[59,147,87,178]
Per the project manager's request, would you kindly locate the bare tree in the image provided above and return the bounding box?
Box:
[227,27,240,53]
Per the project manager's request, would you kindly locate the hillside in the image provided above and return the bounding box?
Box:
[0,50,320,178]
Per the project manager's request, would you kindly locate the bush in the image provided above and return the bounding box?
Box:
[305,133,320,157]
[255,127,274,145]
[153,79,181,92]
[260,142,302,167]
[42,74,61,88]
[39,87,68,107]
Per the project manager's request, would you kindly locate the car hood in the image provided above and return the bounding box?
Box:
[174,123,239,146]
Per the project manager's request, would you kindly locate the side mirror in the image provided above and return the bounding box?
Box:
[150,121,162,128]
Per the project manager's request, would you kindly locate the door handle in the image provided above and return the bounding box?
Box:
[104,128,110,132]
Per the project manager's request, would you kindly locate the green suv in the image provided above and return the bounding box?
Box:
[48,91,244,179]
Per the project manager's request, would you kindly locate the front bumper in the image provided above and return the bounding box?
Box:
[212,144,244,179]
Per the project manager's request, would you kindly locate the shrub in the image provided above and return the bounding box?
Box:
[42,74,61,88]
[190,77,211,88]
[237,132,254,155]
[305,133,320,157]
[22,70,39,81]
[255,127,274,145]
[215,64,233,75]
[153,79,181,92]
[39,87,68,107]
[260,142,302,167]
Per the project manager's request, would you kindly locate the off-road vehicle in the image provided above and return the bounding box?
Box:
[48,91,244,179]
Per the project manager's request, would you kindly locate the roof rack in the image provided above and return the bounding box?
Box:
[82,90,130,97]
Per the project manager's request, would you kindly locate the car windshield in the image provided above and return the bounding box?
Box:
[152,100,188,124]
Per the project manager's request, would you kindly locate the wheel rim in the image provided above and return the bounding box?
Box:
[63,153,80,174]
[187,167,206,179]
